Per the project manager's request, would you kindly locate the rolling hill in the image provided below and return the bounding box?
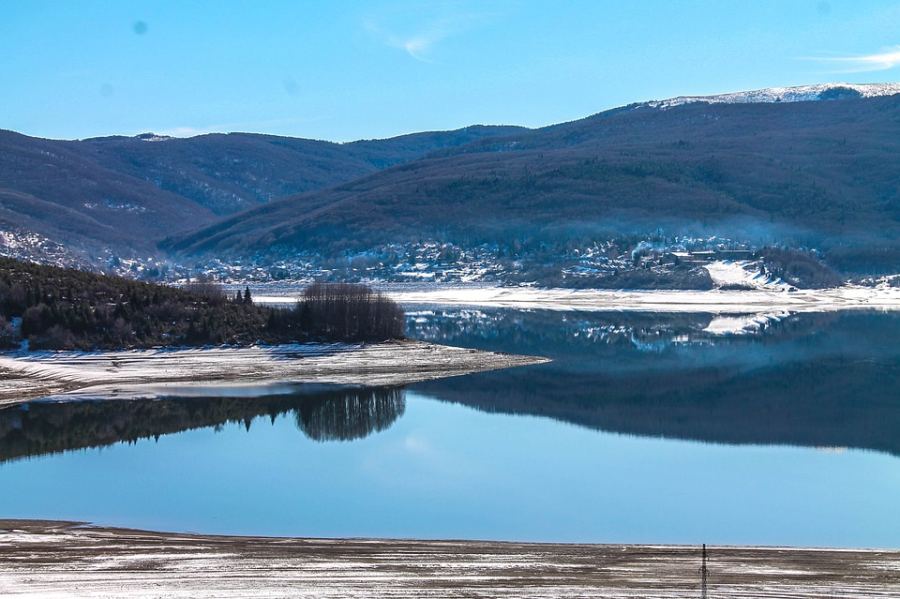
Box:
[0,129,215,262]
[167,87,900,273]
[77,125,526,215]
[0,125,524,263]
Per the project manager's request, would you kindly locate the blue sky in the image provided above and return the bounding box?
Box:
[3,0,900,141]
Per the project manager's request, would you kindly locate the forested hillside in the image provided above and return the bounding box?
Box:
[168,93,900,273]
[0,258,404,350]
[78,125,525,215]
[0,125,523,261]
[5,87,900,277]
[0,130,216,259]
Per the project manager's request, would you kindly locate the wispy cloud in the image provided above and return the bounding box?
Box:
[809,46,900,73]
[365,19,450,63]
[364,7,496,63]
[397,31,445,63]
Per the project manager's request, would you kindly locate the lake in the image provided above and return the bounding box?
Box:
[1,307,899,548]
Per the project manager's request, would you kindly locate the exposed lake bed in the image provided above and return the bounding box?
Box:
[2,519,899,599]
[0,339,547,408]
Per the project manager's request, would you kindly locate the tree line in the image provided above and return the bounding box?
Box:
[0,385,406,462]
[0,258,404,350]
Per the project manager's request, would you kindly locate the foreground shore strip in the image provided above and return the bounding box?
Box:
[0,521,898,599]
[0,340,548,408]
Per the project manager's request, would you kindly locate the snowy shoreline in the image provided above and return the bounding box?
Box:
[247,261,900,315]
[0,340,548,408]
[252,284,900,315]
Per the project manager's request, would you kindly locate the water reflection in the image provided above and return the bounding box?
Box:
[2,309,899,546]
[410,309,900,456]
[295,388,405,442]
[0,386,405,462]
[3,309,899,462]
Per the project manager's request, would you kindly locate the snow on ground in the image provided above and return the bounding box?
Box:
[703,260,789,290]
[2,520,899,599]
[389,285,900,314]
[256,284,900,315]
[645,82,900,109]
[0,341,548,408]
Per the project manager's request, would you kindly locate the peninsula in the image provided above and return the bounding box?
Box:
[0,258,548,406]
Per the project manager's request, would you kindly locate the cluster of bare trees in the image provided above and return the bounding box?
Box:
[183,281,228,305]
[297,282,405,341]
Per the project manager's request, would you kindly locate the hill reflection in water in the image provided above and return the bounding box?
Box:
[410,309,900,456]
[0,386,405,462]
[3,309,898,462]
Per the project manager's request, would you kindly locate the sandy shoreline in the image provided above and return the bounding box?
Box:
[0,340,548,408]
[0,520,898,598]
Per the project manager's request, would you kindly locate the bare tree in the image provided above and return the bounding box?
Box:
[184,281,227,305]
[300,282,404,341]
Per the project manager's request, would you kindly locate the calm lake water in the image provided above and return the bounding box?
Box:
[1,308,899,548]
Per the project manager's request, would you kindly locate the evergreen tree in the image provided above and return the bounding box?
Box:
[0,257,404,350]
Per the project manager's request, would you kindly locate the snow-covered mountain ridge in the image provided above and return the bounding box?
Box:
[645,83,900,109]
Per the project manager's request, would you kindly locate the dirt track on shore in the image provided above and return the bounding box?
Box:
[1,520,898,598]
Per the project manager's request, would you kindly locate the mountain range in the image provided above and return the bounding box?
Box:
[2,83,900,276]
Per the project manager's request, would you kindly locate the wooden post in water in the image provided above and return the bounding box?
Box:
[700,543,709,599]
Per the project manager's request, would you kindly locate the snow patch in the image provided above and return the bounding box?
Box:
[645,82,900,109]
[362,285,900,314]
[704,260,789,290]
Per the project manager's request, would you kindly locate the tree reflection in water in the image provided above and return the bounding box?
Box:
[0,385,406,462]
[295,388,405,442]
